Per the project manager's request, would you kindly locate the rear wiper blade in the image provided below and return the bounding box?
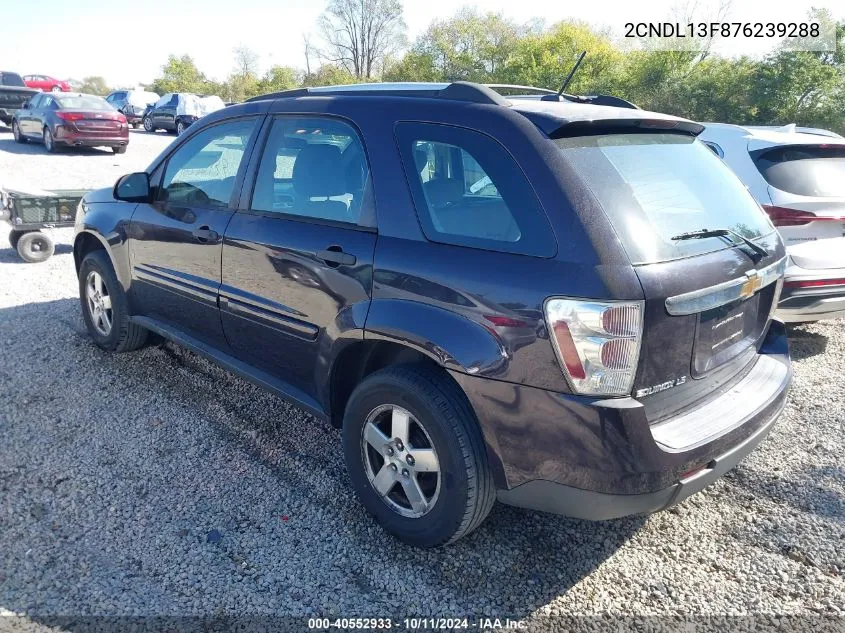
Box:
[671,228,769,260]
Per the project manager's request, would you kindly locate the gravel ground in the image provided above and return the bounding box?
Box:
[0,130,844,631]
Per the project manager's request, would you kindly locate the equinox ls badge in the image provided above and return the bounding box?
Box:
[635,376,687,398]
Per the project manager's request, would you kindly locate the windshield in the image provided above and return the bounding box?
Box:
[752,144,845,198]
[56,95,114,111]
[0,72,25,87]
[555,132,776,264]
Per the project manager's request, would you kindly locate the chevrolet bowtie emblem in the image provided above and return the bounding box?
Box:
[740,270,762,299]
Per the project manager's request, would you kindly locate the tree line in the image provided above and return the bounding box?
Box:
[76,1,845,133]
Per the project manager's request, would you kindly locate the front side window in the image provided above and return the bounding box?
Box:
[396,122,556,257]
[555,132,776,264]
[752,144,845,198]
[251,117,369,225]
[159,118,258,209]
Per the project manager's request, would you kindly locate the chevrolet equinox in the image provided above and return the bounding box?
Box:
[73,82,792,548]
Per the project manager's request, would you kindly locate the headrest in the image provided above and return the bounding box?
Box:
[293,144,346,198]
[414,148,430,175]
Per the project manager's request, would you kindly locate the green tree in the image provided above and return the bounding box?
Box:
[410,9,522,82]
[259,65,299,93]
[74,76,111,96]
[302,64,357,87]
[150,55,209,94]
[500,21,624,93]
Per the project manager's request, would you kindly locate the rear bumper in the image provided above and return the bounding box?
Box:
[54,127,128,148]
[777,268,845,323]
[451,319,792,519]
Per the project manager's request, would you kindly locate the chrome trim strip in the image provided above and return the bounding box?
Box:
[665,257,787,316]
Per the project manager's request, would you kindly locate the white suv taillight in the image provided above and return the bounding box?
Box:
[544,299,644,396]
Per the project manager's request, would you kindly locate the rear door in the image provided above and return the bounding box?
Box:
[555,131,785,421]
[128,116,262,347]
[18,93,41,136]
[220,114,376,401]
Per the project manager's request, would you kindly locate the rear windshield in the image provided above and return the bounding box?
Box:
[55,95,113,111]
[555,132,775,264]
[752,144,845,197]
[0,72,25,87]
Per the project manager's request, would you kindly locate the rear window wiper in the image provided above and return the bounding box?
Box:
[671,228,769,260]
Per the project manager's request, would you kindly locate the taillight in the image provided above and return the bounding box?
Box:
[784,277,845,289]
[545,299,643,396]
[762,205,845,227]
[116,113,127,124]
[56,111,84,121]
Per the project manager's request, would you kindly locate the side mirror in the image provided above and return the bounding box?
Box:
[114,172,151,203]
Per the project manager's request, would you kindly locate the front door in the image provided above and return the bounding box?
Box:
[220,115,377,400]
[128,116,262,347]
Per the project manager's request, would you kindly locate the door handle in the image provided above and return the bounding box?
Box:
[192,226,219,243]
[317,246,356,267]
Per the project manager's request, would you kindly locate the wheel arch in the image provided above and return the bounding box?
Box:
[73,230,130,290]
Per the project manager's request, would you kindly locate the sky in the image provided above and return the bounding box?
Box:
[1,0,841,87]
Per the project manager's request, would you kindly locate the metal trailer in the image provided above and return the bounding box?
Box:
[0,187,87,262]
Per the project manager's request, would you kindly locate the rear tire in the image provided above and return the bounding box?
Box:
[43,127,57,153]
[8,229,30,250]
[342,364,495,548]
[16,231,54,263]
[79,250,148,352]
[131,122,139,129]
[51,85,61,92]
[113,146,127,154]
[12,120,26,144]
[176,120,186,136]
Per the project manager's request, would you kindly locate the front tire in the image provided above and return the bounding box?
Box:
[16,231,54,262]
[342,364,495,548]
[51,85,61,92]
[143,117,154,133]
[79,250,148,352]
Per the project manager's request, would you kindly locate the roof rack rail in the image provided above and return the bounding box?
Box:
[245,82,509,106]
[484,84,557,96]
[541,92,639,109]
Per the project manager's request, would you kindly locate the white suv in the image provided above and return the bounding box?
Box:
[699,123,845,322]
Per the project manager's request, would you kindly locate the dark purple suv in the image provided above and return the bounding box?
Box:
[72,82,791,547]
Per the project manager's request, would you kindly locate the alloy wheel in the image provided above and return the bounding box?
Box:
[43,128,53,151]
[85,271,113,336]
[361,404,441,518]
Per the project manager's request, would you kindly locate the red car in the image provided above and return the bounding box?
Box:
[23,74,71,92]
[12,92,128,153]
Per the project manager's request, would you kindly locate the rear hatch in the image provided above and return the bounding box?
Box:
[554,130,785,422]
[748,140,845,245]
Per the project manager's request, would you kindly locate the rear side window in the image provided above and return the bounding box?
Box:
[1,72,25,87]
[396,122,556,257]
[250,117,369,225]
[752,144,845,197]
[555,132,775,264]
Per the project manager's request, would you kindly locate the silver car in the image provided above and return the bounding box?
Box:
[699,123,845,322]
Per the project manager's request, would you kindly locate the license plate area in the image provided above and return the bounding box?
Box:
[693,294,760,376]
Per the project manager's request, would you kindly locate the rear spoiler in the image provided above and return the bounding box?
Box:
[533,116,704,138]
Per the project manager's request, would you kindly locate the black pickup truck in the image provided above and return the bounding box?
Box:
[0,72,38,128]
